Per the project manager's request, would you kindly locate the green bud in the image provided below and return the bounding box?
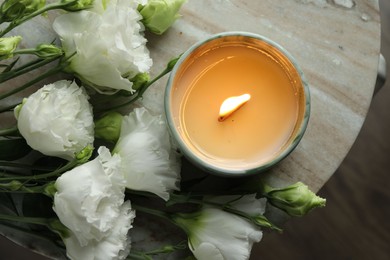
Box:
[48,219,70,239]
[43,182,57,198]
[5,180,23,191]
[75,145,94,164]
[130,72,150,91]
[0,0,45,22]
[94,112,123,143]
[166,54,182,71]
[34,44,63,59]
[139,0,186,35]
[252,214,282,232]
[0,36,22,60]
[263,182,326,217]
[61,0,93,12]
[13,99,26,119]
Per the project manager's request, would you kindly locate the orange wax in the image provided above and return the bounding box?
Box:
[168,35,307,172]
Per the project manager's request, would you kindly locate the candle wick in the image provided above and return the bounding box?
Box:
[218,116,225,122]
[218,93,251,122]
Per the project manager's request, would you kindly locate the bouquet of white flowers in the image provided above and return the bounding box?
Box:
[0,1,325,259]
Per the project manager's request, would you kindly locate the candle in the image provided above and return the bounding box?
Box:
[165,32,310,176]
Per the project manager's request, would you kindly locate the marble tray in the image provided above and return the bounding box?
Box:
[0,0,381,259]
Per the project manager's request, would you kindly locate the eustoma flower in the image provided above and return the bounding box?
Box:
[15,80,94,160]
[53,147,135,260]
[113,107,181,201]
[172,195,265,260]
[53,0,152,94]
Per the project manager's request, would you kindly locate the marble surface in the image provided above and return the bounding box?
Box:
[1,0,381,191]
[141,0,381,192]
[0,0,382,259]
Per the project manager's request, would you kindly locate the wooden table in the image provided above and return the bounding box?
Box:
[0,0,382,259]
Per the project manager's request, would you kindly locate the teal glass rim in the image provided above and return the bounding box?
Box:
[164,31,311,177]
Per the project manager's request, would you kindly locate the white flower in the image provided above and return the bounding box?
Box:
[113,107,181,201]
[63,201,134,260]
[15,80,94,160]
[53,147,135,260]
[53,0,152,94]
[173,195,265,260]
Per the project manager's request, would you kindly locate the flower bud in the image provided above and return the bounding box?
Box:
[0,0,45,22]
[6,180,23,191]
[0,36,22,60]
[263,182,326,217]
[139,0,186,35]
[166,54,182,71]
[94,112,123,143]
[43,182,57,198]
[34,44,63,59]
[48,219,70,239]
[75,145,94,164]
[130,72,150,91]
[61,0,93,12]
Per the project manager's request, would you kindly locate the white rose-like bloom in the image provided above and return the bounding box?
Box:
[15,80,94,160]
[173,195,265,260]
[53,147,135,260]
[113,107,181,201]
[53,0,152,94]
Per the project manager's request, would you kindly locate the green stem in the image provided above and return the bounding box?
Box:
[126,253,150,260]
[132,203,172,223]
[0,63,62,101]
[0,56,61,84]
[168,193,281,231]
[0,182,43,194]
[0,125,18,136]
[0,103,18,113]
[102,67,172,112]
[128,240,187,260]
[0,158,78,181]
[0,161,57,171]
[0,213,50,226]
[0,2,77,37]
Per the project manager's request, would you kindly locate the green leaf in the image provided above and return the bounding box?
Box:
[0,138,31,160]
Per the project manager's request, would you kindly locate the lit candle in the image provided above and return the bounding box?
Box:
[165,32,310,176]
[218,94,251,122]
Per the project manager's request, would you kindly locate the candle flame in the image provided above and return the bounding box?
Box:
[218,94,251,122]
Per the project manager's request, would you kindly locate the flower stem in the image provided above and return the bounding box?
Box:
[0,213,67,238]
[101,55,181,113]
[103,67,172,112]
[0,103,18,113]
[128,240,187,260]
[131,203,172,223]
[0,161,56,171]
[0,159,78,181]
[0,56,61,84]
[0,181,44,194]
[0,65,62,101]
[0,125,18,136]
[168,193,282,231]
[0,2,78,37]
[0,213,50,226]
